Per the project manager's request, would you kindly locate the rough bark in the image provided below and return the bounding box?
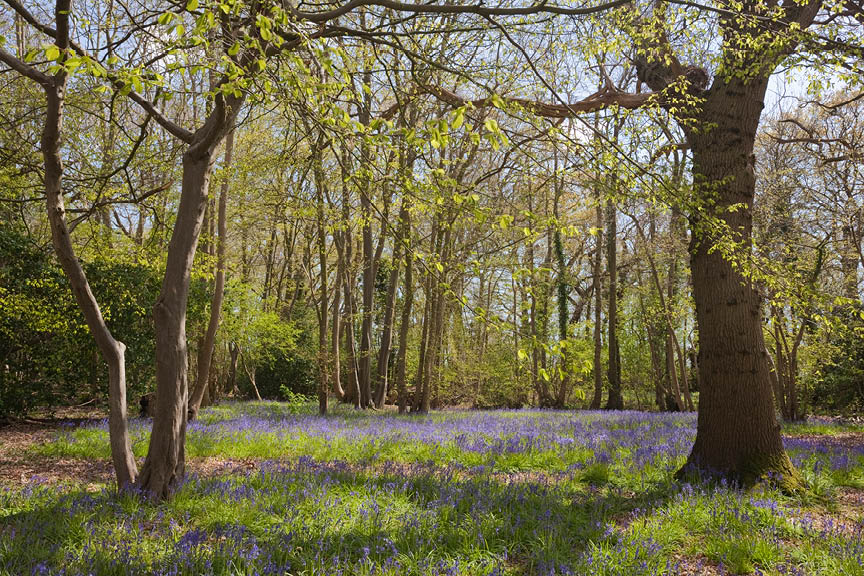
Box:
[682,77,798,484]
[633,0,819,485]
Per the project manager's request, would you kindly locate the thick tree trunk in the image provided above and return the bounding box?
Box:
[189,130,234,420]
[605,201,624,410]
[681,78,797,486]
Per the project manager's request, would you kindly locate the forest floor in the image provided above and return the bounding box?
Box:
[1,403,863,576]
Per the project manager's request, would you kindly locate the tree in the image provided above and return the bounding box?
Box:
[189,129,234,419]
[633,0,822,484]
[0,0,137,489]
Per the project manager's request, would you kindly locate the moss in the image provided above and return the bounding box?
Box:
[676,449,806,494]
[741,451,805,494]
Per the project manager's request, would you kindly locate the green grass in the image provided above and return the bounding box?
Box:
[3,402,863,575]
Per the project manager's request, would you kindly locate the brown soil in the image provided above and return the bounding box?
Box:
[784,432,864,449]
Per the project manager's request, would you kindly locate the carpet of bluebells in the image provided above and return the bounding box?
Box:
[2,403,864,575]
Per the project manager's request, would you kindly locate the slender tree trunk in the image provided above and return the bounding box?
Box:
[767,335,786,417]
[842,224,860,302]
[423,221,451,413]
[338,147,361,407]
[553,228,569,408]
[344,280,362,409]
[356,60,375,409]
[313,138,330,415]
[552,150,569,408]
[331,243,345,400]
[189,130,234,419]
[413,219,438,412]
[412,282,431,413]
[395,204,413,413]
[228,341,239,395]
[41,60,137,490]
[358,206,375,409]
[138,93,242,499]
[590,198,604,409]
[605,200,624,410]
[375,230,403,408]
[0,1,138,490]
[241,354,262,401]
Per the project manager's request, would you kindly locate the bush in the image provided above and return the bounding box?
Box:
[811,306,864,415]
[0,226,207,417]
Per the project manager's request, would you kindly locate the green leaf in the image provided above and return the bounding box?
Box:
[452,108,464,130]
[44,45,60,61]
[186,0,199,10]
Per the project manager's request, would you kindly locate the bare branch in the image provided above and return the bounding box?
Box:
[292,0,633,23]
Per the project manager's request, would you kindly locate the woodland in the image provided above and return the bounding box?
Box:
[0,0,863,574]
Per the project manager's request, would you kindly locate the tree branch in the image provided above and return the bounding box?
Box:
[0,46,52,86]
[383,81,658,119]
[292,0,633,24]
[2,0,195,142]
